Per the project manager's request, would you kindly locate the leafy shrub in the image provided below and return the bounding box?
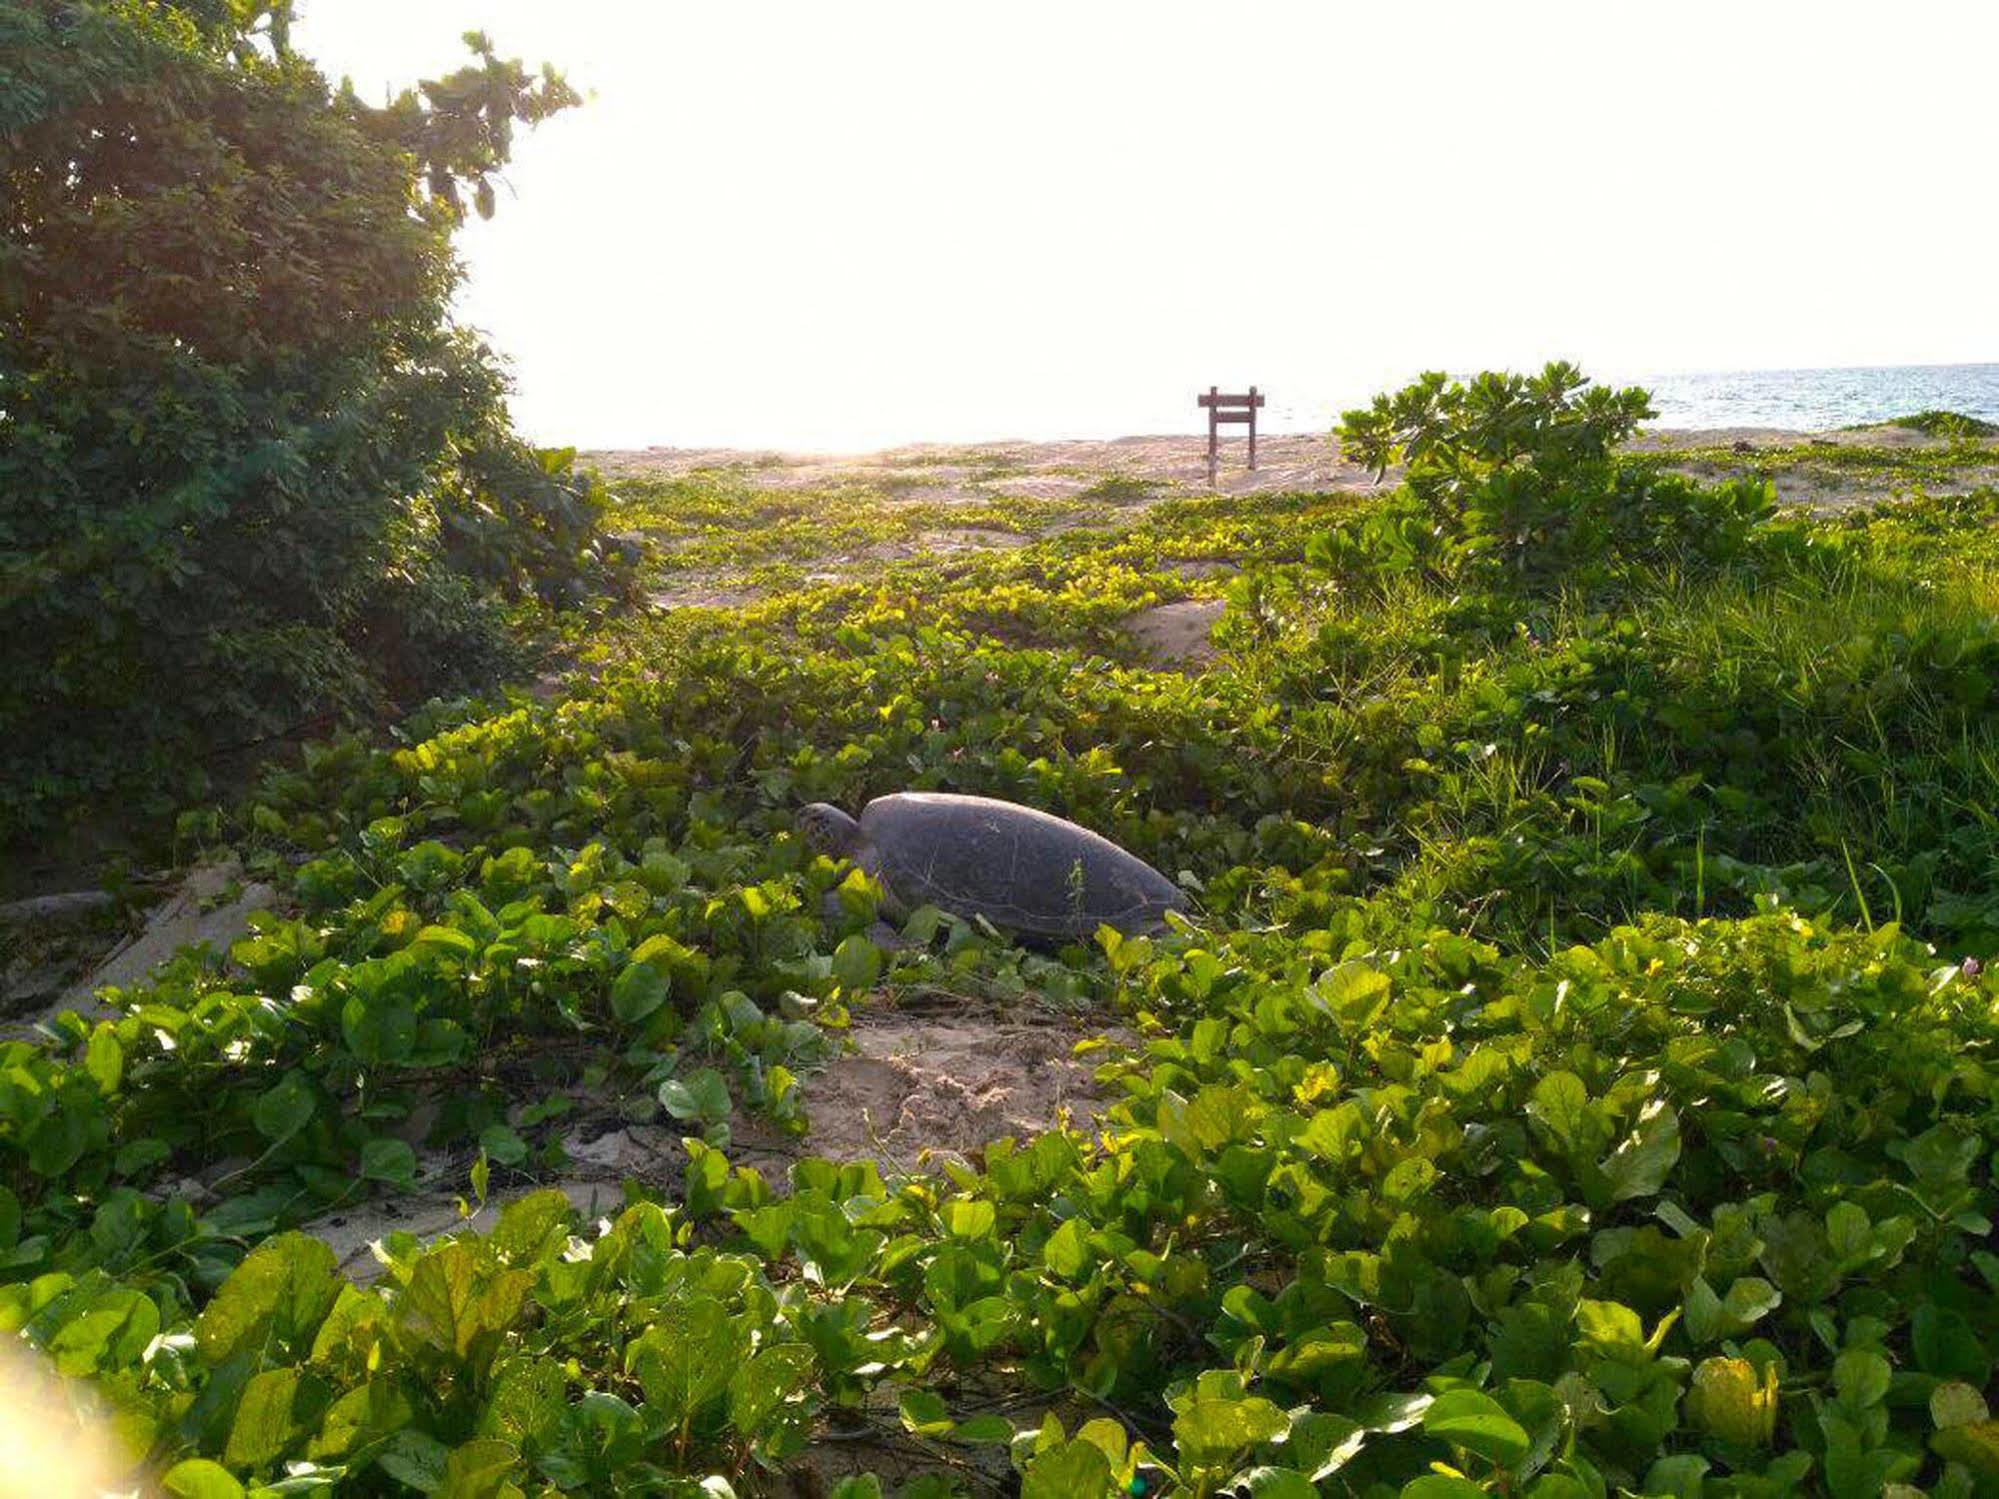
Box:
[1880,410,1998,439]
[1326,364,1773,589]
[0,2,610,841]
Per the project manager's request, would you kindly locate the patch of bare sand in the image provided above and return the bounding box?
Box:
[292,1003,1119,1280]
[1628,424,1993,454]
[591,426,1994,515]
[873,483,998,506]
[646,580,764,611]
[1124,598,1226,669]
[585,434,1389,501]
[917,528,1029,553]
[1168,558,1240,581]
[1651,456,1999,513]
[738,1007,1114,1172]
[856,528,1030,563]
[5,859,276,1035]
[993,475,1092,500]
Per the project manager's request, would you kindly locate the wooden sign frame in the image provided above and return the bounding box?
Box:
[1197,386,1265,483]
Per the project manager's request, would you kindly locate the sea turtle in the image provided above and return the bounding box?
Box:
[797,792,1186,942]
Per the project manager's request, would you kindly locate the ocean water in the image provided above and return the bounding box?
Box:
[1630,363,1999,432]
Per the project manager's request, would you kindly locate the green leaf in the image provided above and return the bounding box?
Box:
[378,1428,451,1493]
[610,960,670,1023]
[1044,1218,1089,1279]
[225,1367,308,1469]
[1289,1411,1368,1478]
[899,1388,954,1438]
[114,1137,171,1176]
[360,1137,418,1188]
[46,1285,159,1376]
[161,1460,247,1499]
[85,1025,124,1095]
[1400,1478,1489,1499]
[254,1070,318,1144]
[1683,1274,1781,1344]
[1688,1356,1777,1446]
[479,1359,567,1450]
[341,994,418,1066]
[1599,1100,1681,1202]
[411,923,476,957]
[478,1124,527,1167]
[1173,1394,1290,1465]
[954,1414,1015,1444]
[1021,1438,1113,1499]
[397,1242,531,1363]
[309,1284,385,1366]
[1423,1388,1532,1466]
[1239,1470,1318,1499]
[1526,1071,1590,1152]
[492,1189,571,1265]
[196,1233,340,1366]
[831,934,883,992]
[1824,1414,1901,1498]
[658,1067,731,1126]
[438,1437,522,1499]
[729,1342,815,1439]
[312,1378,415,1461]
[1933,1382,1990,1430]
[626,1295,741,1424]
[1643,1454,1711,1498]
[1913,1303,1990,1381]
[1932,1420,1999,1477]
[1834,1347,1892,1410]
[944,1199,995,1240]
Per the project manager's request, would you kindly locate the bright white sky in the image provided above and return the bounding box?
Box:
[297,1,1998,451]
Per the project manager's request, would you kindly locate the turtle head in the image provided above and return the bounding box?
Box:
[797,802,861,858]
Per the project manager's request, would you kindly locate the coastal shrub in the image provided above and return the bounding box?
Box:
[1325,364,1774,590]
[1880,410,1998,439]
[0,1,608,844]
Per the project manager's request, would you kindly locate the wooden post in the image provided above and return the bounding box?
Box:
[1197,387,1265,484]
[1206,385,1219,485]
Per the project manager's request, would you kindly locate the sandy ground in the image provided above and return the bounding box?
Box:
[1125,598,1226,669]
[584,431,1388,499]
[3,858,276,1037]
[735,1004,1114,1173]
[1626,423,1955,452]
[587,421,1995,515]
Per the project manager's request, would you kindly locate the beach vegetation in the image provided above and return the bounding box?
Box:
[7,345,1999,1494]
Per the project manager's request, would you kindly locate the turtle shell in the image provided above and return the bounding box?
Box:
[851,792,1185,940]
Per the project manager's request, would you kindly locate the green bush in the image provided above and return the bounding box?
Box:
[1327,364,1773,589]
[0,1,607,841]
[1879,410,1998,439]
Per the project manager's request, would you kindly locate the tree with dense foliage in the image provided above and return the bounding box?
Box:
[0,0,608,844]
